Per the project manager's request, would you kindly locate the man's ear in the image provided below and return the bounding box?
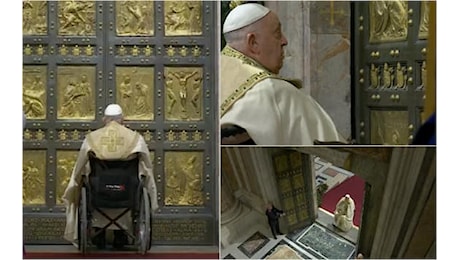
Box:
[246,33,258,54]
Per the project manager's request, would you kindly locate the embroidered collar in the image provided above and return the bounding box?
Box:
[221,45,270,72]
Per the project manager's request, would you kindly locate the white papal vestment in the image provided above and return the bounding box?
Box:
[220,46,344,145]
[62,121,158,245]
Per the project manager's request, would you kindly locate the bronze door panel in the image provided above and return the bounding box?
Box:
[272,150,315,232]
[353,1,431,144]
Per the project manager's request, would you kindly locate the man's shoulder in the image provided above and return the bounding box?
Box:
[251,77,302,98]
[87,123,140,138]
[256,77,302,89]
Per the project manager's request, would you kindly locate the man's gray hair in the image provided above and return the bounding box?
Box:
[224,22,259,49]
[103,114,123,124]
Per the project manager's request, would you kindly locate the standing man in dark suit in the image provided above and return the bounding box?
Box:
[265,202,285,239]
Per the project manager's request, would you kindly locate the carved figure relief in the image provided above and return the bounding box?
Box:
[419,1,430,39]
[190,76,203,114]
[394,62,407,88]
[58,0,95,36]
[381,63,394,88]
[116,1,154,36]
[371,110,409,145]
[23,151,46,205]
[164,67,203,121]
[23,66,47,120]
[369,1,408,43]
[116,67,154,120]
[164,1,202,36]
[164,152,204,206]
[370,63,380,88]
[57,66,95,120]
[56,151,78,205]
[23,1,47,35]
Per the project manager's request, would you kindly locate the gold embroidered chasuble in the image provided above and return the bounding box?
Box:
[220,45,345,145]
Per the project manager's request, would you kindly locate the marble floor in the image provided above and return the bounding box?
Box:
[221,208,359,259]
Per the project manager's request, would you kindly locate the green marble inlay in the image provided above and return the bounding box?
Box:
[296,223,355,259]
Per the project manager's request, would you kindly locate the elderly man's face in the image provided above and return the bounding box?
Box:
[254,12,288,74]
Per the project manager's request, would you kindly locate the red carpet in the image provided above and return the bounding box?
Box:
[319,175,365,227]
[23,252,219,259]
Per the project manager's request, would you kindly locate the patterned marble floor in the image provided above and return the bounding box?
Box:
[221,208,358,259]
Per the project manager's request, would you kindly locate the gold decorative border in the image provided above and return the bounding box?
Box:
[220,71,274,117]
[221,45,266,70]
[220,46,275,116]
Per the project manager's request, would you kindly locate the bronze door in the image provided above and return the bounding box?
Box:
[272,150,316,232]
[23,0,218,245]
[352,1,431,144]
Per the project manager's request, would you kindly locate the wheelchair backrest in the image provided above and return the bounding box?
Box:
[88,152,140,208]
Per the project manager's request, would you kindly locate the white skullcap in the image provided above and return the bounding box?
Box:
[223,3,270,34]
[345,194,351,199]
[104,104,123,116]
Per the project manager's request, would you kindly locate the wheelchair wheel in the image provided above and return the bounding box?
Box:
[138,187,151,254]
[78,186,88,254]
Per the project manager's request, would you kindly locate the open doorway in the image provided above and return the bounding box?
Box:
[221,148,365,259]
[221,147,435,259]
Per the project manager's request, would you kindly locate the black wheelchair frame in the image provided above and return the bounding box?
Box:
[77,152,152,254]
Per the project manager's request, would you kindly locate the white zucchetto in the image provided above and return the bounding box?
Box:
[104,104,123,116]
[223,3,270,34]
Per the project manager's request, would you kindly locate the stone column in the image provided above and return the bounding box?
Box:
[221,169,242,225]
[370,148,435,258]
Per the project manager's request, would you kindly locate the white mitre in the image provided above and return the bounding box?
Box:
[104,104,123,116]
[223,3,270,34]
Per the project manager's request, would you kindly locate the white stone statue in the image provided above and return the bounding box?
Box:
[334,194,355,232]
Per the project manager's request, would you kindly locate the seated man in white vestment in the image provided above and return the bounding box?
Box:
[220,3,345,145]
[62,104,158,248]
[334,194,355,232]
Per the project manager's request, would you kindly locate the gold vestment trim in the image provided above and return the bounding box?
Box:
[220,46,302,117]
[220,46,277,117]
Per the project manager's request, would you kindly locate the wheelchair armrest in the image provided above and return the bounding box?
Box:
[221,124,256,145]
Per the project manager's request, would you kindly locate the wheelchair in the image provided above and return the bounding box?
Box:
[78,151,152,254]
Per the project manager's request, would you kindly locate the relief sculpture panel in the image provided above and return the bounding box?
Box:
[58,0,96,36]
[116,67,154,121]
[23,150,47,205]
[369,1,408,43]
[23,66,47,120]
[164,151,204,206]
[23,1,47,35]
[164,1,203,36]
[369,62,407,89]
[116,1,154,36]
[57,66,96,120]
[164,67,203,121]
[370,110,409,145]
[419,1,430,39]
[56,151,79,205]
